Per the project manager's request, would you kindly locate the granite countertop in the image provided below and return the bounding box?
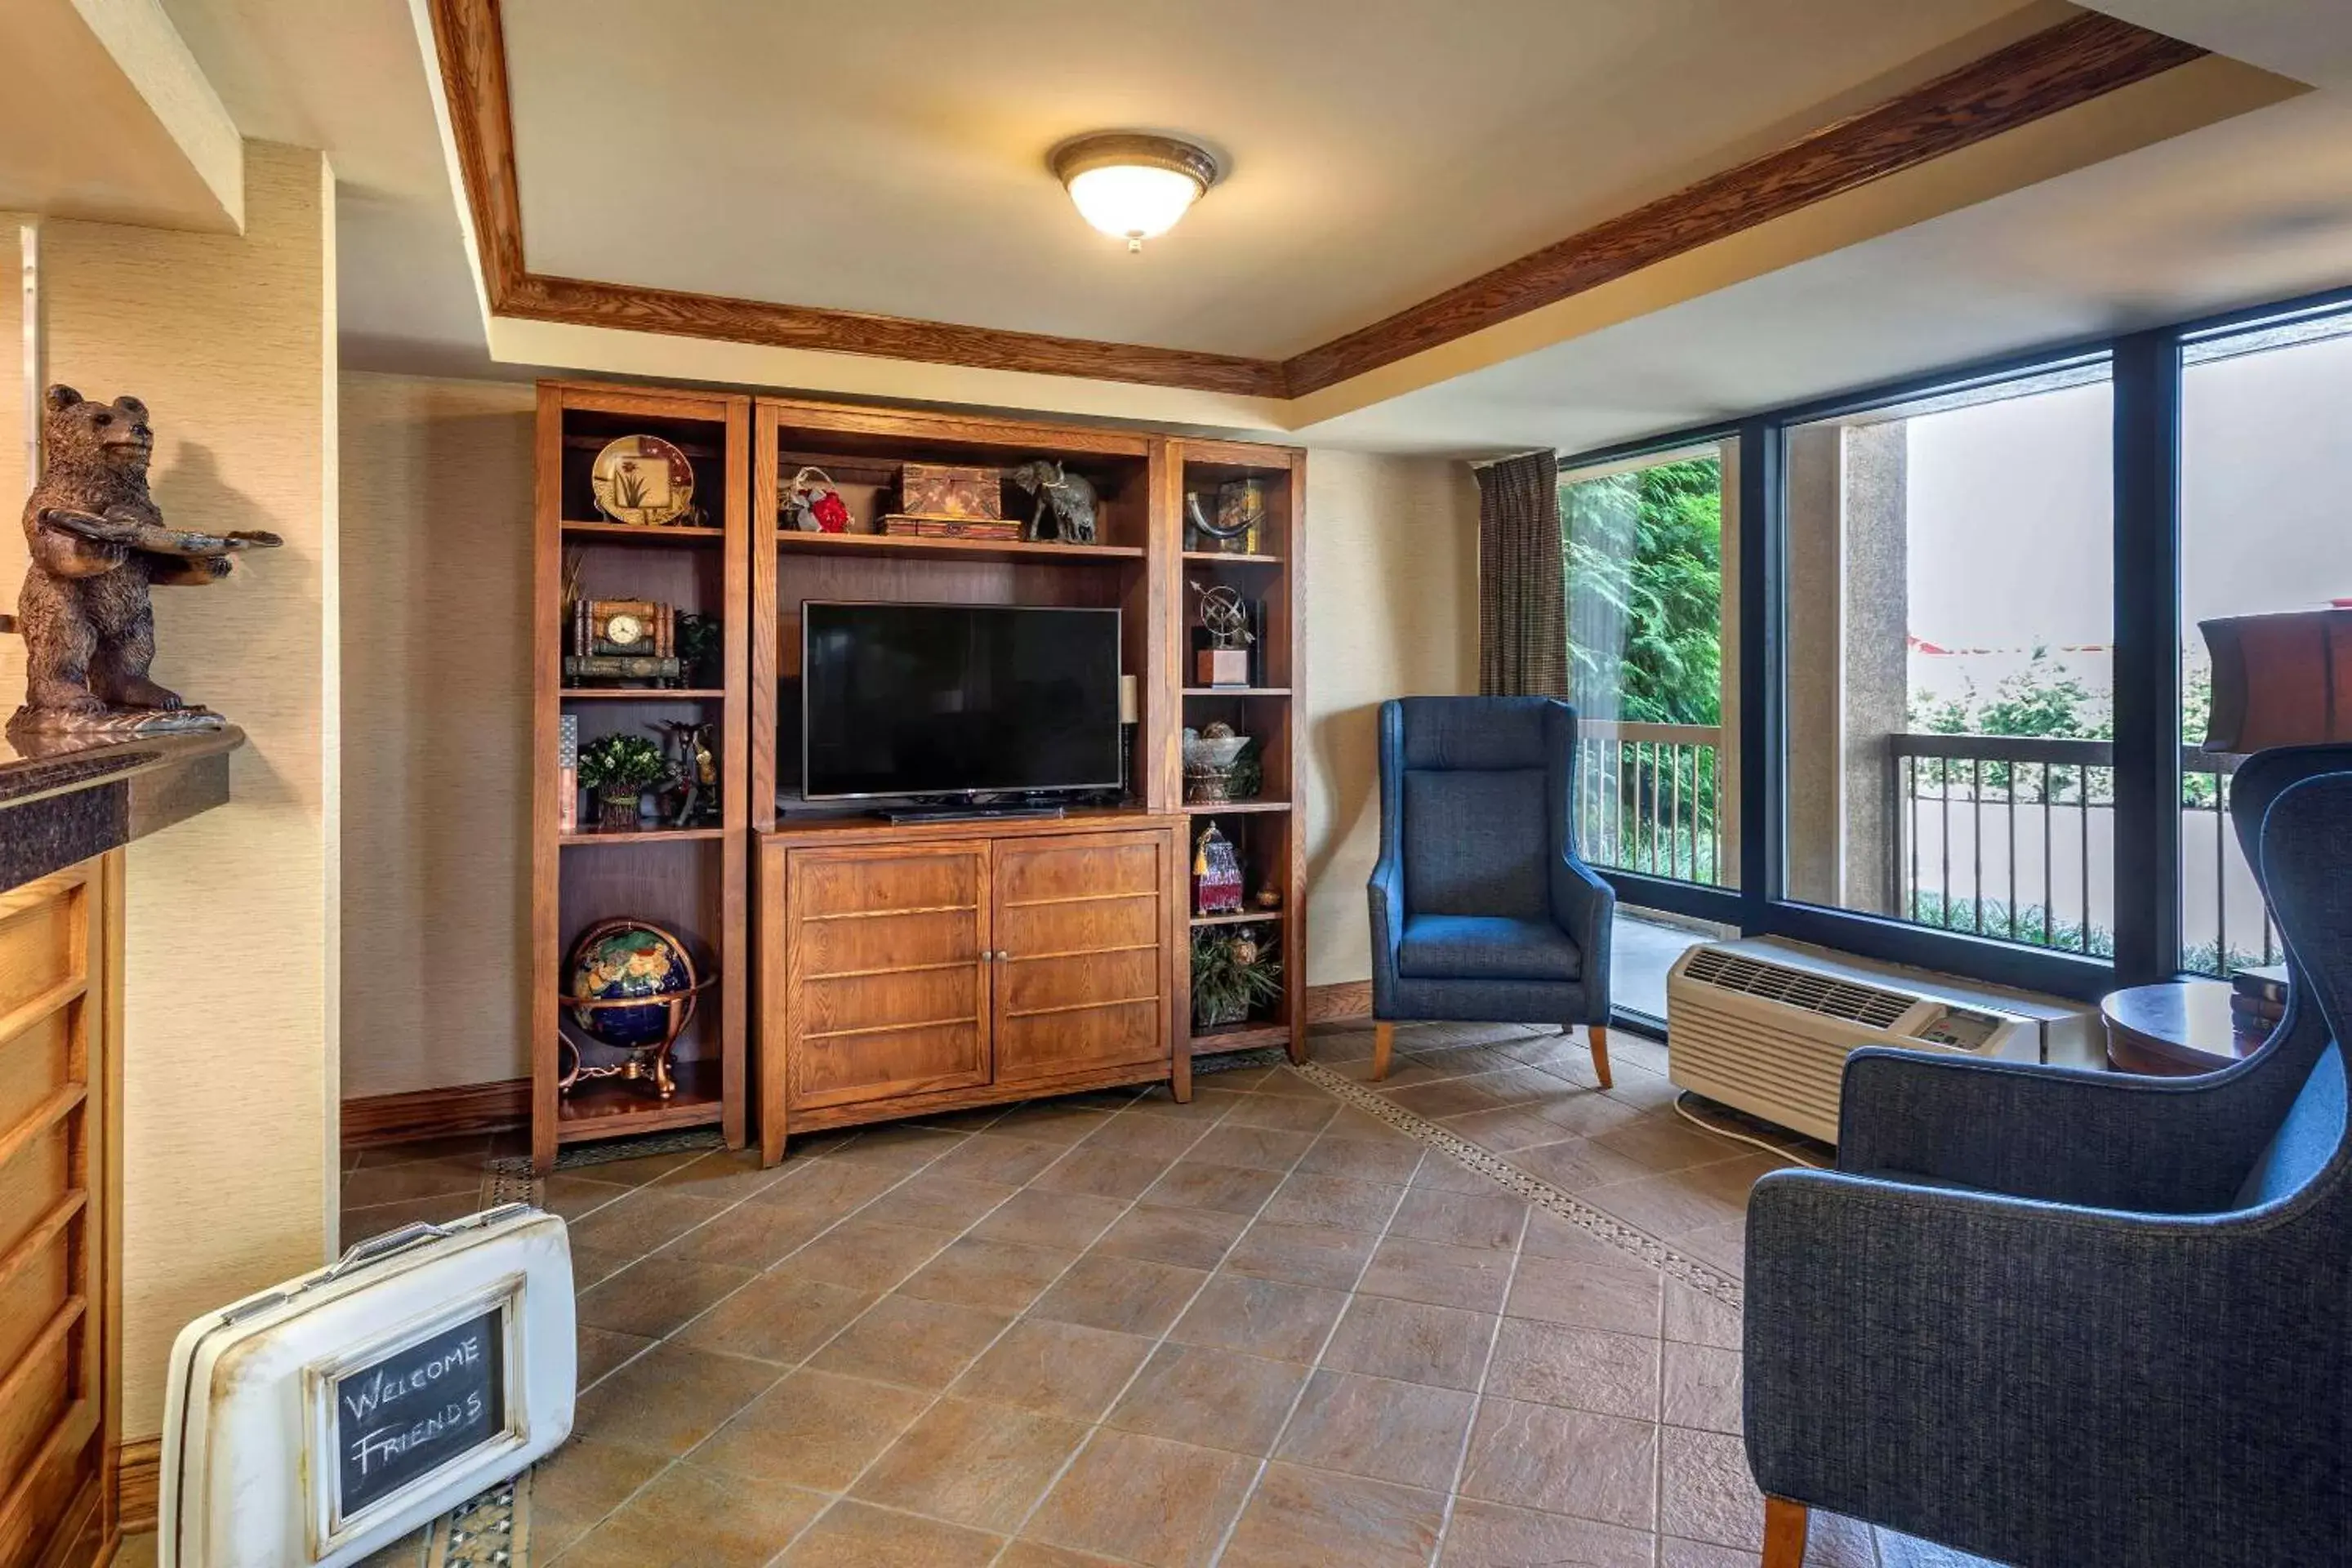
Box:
[0,724,244,891]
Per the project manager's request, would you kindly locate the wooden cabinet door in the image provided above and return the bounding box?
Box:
[783,842,991,1110]
[991,830,1174,1086]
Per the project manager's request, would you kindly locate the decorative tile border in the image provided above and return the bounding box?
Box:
[1289,1059,1745,1311]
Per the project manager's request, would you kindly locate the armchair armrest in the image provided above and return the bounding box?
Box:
[1744,1168,2340,1567]
[1548,851,1614,1020]
[1838,1003,2325,1212]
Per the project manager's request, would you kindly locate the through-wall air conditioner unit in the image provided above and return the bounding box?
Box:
[1665,938,2081,1144]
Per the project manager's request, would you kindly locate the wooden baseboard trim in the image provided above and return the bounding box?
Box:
[114,1436,159,1535]
[342,1079,531,1148]
[1303,980,1373,1024]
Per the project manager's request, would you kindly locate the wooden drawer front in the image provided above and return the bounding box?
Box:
[991,832,1171,1085]
[787,844,990,1111]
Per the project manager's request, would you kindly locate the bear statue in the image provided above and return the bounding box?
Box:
[11,384,280,733]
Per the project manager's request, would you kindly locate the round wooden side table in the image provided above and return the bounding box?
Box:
[2100,979,2270,1076]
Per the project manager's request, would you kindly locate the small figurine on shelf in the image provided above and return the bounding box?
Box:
[1191,925,1282,1029]
[650,719,719,827]
[1183,722,1258,803]
[576,733,666,831]
[1007,459,1099,543]
[1189,581,1257,688]
[782,466,853,533]
[1193,823,1244,915]
[1251,885,1282,911]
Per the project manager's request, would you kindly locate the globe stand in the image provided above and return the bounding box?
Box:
[555,975,712,1101]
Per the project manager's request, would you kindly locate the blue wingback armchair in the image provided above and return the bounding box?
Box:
[1366,697,1615,1085]
[1744,742,2352,1568]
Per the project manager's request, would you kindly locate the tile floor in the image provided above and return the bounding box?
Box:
[332,1021,1987,1567]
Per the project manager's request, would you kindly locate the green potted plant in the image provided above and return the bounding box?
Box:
[1191,926,1282,1030]
[577,733,667,831]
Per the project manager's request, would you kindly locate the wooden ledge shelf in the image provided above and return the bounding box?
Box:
[1192,910,1285,927]
[1184,687,1290,697]
[561,519,727,542]
[559,826,728,846]
[1181,550,1284,565]
[557,1058,724,1140]
[560,688,726,700]
[1184,800,1290,814]
[1192,1022,1292,1053]
[776,531,1143,564]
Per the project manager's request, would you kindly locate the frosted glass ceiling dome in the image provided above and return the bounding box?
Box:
[1051,134,1220,252]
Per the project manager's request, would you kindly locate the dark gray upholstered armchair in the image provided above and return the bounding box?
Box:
[1366,697,1614,1086]
[1744,743,2352,1568]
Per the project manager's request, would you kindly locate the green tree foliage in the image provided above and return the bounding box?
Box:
[1560,459,1722,725]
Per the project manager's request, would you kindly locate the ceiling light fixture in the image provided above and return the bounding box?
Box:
[1051,133,1219,252]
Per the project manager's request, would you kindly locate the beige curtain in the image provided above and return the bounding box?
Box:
[1477,451,1567,697]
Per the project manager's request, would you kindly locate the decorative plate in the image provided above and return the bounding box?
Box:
[591,434,696,527]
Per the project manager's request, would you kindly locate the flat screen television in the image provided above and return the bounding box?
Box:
[801,601,1123,800]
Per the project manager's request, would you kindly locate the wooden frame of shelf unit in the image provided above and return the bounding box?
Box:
[532,381,751,1174]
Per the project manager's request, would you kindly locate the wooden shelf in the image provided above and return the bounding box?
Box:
[1182,550,1284,565]
[561,688,725,700]
[777,531,1143,564]
[1192,1022,1291,1054]
[562,519,727,542]
[1192,910,1285,927]
[556,1057,725,1141]
[1184,687,1290,697]
[1184,800,1289,814]
[559,826,728,846]
[563,432,722,459]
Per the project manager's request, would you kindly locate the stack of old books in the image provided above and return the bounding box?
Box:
[2231,963,2288,1034]
[881,462,1022,541]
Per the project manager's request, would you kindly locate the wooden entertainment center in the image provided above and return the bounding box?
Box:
[532,382,1305,1170]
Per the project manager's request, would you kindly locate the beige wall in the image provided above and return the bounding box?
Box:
[40,141,337,1437]
[338,372,533,1098]
[1300,450,1480,987]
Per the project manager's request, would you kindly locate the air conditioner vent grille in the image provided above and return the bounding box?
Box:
[1682,948,1913,1030]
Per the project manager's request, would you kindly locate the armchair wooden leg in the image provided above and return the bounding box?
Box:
[1587,1023,1612,1090]
[1762,1498,1808,1568]
[1372,1022,1396,1082]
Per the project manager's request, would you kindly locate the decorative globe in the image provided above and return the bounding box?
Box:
[567,919,697,1049]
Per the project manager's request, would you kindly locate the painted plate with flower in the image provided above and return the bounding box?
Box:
[591,434,697,527]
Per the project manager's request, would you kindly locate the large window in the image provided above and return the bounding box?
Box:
[1558,443,1737,889]
[1779,363,2117,956]
[2177,309,2352,973]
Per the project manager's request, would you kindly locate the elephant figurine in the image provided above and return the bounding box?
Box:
[1007,460,1099,544]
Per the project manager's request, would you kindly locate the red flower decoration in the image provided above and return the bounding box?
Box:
[811,491,851,533]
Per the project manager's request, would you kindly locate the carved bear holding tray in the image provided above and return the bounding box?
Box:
[12,384,281,733]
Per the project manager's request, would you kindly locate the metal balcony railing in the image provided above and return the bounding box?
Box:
[1575,720,1732,889]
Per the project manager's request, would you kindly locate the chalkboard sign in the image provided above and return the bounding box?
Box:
[331,1304,507,1518]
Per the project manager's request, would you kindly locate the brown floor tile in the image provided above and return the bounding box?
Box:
[1028,1254,1209,1336]
[1600,1069,1685,1113]
[927,1132,1071,1186]
[572,1343,783,1458]
[1140,1158,1285,1216]
[808,1294,1014,1390]
[998,1543,1129,1568]
[1507,1253,1664,1337]
[852,1396,1089,1533]
[567,1245,634,1293]
[857,1172,1019,1232]
[576,1256,755,1340]
[1677,1222,1748,1280]
[1322,1105,1420,1143]
[1125,1083,1245,1120]
[1274,1369,1477,1492]
[1664,1279,1744,1351]
[554,1459,826,1568]
[648,1147,793,1205]
[1582,1164,1762,1241]
[527,1437,669,1558]
[1219,1094,1340,1135]
[1459,1396,1656,1529]
[1358,1236,1515,1314]
[755,1159,906,1218]
[577,1325,654,1388]
[1485,1319,1659,1420]
[1222,1462,1448,1568]
[1223,1219,1380,1291]
[1387,1067,1566,1120]
[1294,1133,1425,1185]
[690,1368,931,1491]
[1090,1204,1248,1271]
[776,1499,1003,1567]
[1659,1424,1765,1549]
[985,1102,1119,1147]
[825,1124,968,1170]
[1521,1209,1646,1266]
[1250,1068,1334,1101]
[1259,1172,1406,1232]
[339,1156,487,1209]
[1169,1272,1348,1363]
[1592,1114,1750,1174]
[537,1174,633,1222]
[571,1145,715,1187]
[950,1317,1156,1422]
[1510,1136,1655,1192]
[657,1196,835,1270]
[1440,1499,1655,1568]
[1103,1343,1307,1455]
[1405,1150,1507,1196]
[350,1133,490,1169]
[1186,1123,1316,1174]
[673,1272,877,1363]
[1388,1187,1530,1251]
[971,1187,1129,1250]
[1031,1143,1175,1200]
[1080,1114,1212,1160]
[564,1187,735,1259]
[1024,1428,1256,1568]
[898,1236,1080,1316]
[340,1192,480,1242]
[778,1218,958,1293]
[1664,1339,1743,1435]
[1321,1293,1497,1392]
